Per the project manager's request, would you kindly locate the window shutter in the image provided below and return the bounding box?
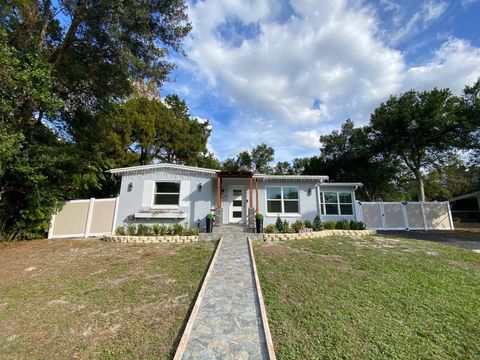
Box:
[179,180,190,208]
[141,180,155,208]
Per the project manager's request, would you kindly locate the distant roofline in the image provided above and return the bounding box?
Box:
[449,191,480,202]
[108,163,365,185]
[108,163,218,175]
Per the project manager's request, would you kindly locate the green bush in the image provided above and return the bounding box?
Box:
[283,220,290,233]
[335,219,350,230]
[350,220,366,230]
[275,216,284,233]
[152,223,161,235]
[265,224,277,233]
[313,215,324,231]
[188,227,200,236]
[256,213,264,220]
[136,224,151,236]
[115,226,125,235]
[323,221,336,230]
[173,223,183,235]
[304,220,312,229]
[126,224,137,236]
[292,220,304,233]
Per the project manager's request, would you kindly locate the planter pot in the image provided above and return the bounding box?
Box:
[206,218,213,233]
[256,219,263,233]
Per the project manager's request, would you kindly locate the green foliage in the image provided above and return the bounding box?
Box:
[115,226,125,236]
[275,216,284,233]
[283,220,290,233]
[173,223,183,235]
[335,219,350,230]
[222,143,275,173]
[304,220,313,229]
[313,215,324,231]
[349,220,366,230]
[323,221,336,230]
[292,220,304,233]
[256,213,264,220]
[206,213,214,220]
[126,224,137,236]
[152,223,161,236]
[136,224,151,236]
[265,224,277,233]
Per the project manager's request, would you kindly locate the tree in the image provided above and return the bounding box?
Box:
[251,144,275,173]
[221,158,240,172]
[274,161,293,175]
[370,88,473,201]
[303,120,402,201]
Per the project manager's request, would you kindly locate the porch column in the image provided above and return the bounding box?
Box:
[255,178,259,213]
[249,177,253,208]
[217,176,222,209]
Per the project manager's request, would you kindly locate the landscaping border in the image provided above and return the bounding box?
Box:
[247,237,277,360]
[173,237,224,359]
[262,229,376,241]
[103,234,199,243]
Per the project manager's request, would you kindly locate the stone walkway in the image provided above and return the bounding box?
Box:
[181,229,269,359]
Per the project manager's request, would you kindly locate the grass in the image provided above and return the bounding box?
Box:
[0,238,215,360]
[254,235,480,359]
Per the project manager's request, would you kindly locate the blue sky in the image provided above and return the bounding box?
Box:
[161,0,480,162]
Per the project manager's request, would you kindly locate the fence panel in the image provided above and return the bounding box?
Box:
[359,201,454,231]
[48,197,118,239]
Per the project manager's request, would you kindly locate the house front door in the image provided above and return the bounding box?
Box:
[229,188,244,223]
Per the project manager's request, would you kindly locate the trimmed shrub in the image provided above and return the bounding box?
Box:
[152,223,161,235]
[115,226,125,235]
[256,213,264,220]
[126,224,137,236]
[292,220,304,233]
[275,216,284,233]
[136,224,151,236]
[304,220,313,229]
[265,224,277,233]
[313,215,324,231]
[350,220,366,230]
[188,227,200,236]
[323,221,336,230]
[335,219,350,230]
[283,220,290,233]
[173,223,183,235]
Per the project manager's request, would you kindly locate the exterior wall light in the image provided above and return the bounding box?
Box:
[197,183,203,192]
[127,182,133,192]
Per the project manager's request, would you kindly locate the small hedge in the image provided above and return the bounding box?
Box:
[116,223,200,236]
[267,217,366,233]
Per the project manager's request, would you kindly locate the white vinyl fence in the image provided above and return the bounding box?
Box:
[358,201,454,231]
[48,198,119,239]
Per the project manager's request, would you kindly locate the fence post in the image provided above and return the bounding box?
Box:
[401,202,409,230]
[420,202,428,230]
[111,197,120,232]
[446,201,455,231]
[84,198,95,238]
[380,202,386,230]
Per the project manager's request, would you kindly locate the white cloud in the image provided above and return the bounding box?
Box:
[405,38,480,93]
[179,0,480,161]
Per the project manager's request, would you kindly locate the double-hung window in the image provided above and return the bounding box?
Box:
[267,186,299,214]
[319,191,354,215]
[153,182,180,206]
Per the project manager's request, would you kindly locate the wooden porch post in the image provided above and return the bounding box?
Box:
[249,177,253,209]
[217,176,222,208]
[255,178,259,213]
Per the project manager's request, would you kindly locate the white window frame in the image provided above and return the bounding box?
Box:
[151,181,181,209]
[319,191,354,216]
[266,186,301,217]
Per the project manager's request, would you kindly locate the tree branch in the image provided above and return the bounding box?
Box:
[38,0,52,50]
[53,0,84,67]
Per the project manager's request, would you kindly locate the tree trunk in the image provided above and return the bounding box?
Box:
[414,171,425,202]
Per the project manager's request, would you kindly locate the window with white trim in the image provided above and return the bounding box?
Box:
[319,191,353,215]
[267,186,299,214]
[153,182,180,206]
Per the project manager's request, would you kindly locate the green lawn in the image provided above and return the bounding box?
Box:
[254,235,480,359]
[0,239,215,360]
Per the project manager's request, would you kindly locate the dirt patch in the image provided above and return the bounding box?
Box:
[448,260,480,271]
[260,243,291,256]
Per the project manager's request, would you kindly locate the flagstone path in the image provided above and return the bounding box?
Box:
[180,229,269,359]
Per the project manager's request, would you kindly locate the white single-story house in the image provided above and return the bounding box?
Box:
[109,163,363,229]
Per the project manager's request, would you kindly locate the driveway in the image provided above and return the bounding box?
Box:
[378,230,480,250]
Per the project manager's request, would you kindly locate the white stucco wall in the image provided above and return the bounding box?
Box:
[115,169,214,228]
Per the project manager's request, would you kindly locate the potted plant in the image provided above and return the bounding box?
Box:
[255,213,264,233]
[206,213,214,233]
